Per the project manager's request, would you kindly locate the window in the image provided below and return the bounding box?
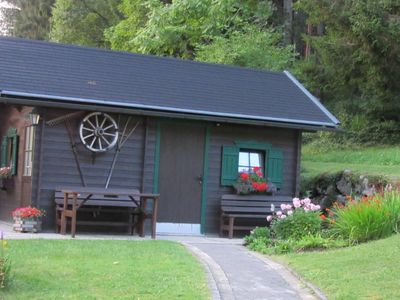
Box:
[1,128,19,175]
[24,126,35,176]
[238,149,264,173]
[221,141,284,188]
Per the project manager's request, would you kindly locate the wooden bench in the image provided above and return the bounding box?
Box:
[220,194,292,238]
[54,187,159,237]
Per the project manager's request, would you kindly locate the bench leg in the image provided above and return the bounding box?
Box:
[228,216,235,239]
[71,193,78,238]
[128,210,134,235]
[55,207,59,233]
[219,216,224,237]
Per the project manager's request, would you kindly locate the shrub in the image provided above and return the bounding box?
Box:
[330,191,400,243]
[272,210,323,240]
[245,227,274,254]
[244,226,271,244]
[0,232,11,289]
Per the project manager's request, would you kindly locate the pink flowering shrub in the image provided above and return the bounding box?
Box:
[267,197,323,240]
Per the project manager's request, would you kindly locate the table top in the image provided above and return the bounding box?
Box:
[59,187,159,198]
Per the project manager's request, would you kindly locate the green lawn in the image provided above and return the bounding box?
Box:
[301,145,400,179]
[277,234,400,300]
[1,240,209,300]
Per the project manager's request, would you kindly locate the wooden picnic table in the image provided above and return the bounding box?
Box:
[59,187,159,239]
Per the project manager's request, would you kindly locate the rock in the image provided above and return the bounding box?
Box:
[336,195,347,206]
[336,170,353,195]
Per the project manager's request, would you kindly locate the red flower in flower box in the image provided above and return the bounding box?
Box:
[12,207,45,219]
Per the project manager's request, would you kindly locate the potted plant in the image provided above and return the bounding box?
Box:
[234,167,277,195]
[0,167,11,179]
[12,207,45,233]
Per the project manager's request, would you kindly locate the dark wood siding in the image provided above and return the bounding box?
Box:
[30,107,301,233]
[205,124,300,233]
[33,108,157,229]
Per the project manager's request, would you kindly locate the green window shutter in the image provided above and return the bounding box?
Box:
[221,145,239,186]
[267,148,283,189]
[1,136,8,168]
[11,133,19,175]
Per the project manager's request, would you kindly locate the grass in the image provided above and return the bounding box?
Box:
[0,240,209,300]
[277,234,400,300]
[301,145,400,179]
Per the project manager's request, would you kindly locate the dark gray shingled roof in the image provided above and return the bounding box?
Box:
[0,37,339,129]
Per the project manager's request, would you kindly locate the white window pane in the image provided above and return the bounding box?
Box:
[250,153,261,167]
[239,152,249,166]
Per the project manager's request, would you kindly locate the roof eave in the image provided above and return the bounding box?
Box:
[0,91,340,132]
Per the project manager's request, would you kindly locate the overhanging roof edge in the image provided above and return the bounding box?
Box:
[0,89,339,128]
[283,70,340,125]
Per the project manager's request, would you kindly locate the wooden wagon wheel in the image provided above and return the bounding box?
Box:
[79,112,119,153]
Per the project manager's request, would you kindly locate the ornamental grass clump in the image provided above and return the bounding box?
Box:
[329,191,400,243]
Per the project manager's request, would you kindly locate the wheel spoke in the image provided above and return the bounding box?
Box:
[82,133,94,140]
[82,127,94,132]
[95,115,99,127]
[90,136,97,148]
[103,132,117,137]
[100,135,111,146]
[86,120,96,130]
[100,116,107,128]
[98,138,103,150]
[103,124,115,131]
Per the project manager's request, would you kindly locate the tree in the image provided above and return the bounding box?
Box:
[106,0,295,71]
[295,0,400,120]
[50,0,122,48]
[196,25,295,71]
[1,0,54,40]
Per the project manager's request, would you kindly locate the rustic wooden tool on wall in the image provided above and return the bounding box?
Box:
[105,116,140,188]
[46,112,140,189]
[46,111,87,186]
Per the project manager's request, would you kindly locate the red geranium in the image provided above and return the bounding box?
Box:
[12,207,45,219]
[240,173,250,181]
[253,167,261,172]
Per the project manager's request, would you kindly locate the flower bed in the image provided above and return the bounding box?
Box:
[245,190,400,254]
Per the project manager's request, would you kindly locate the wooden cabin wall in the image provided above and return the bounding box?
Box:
[0,105,32,221]
[205,124,300,233]
[33,108,157,229]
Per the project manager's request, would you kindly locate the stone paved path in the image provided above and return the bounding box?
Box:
[186,240,319,300]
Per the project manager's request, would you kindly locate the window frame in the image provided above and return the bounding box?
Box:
[23,125,35,177]
[238,148,265,174]
[1,127,19,175]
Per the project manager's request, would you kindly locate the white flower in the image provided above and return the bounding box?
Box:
[280,215,287,219]
[270,204,275,212]
[287,210,293,215]
[266,215,273,222]
[276,211,283,216]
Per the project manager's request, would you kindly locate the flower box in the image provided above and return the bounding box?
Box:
[234,167,276,195]
[12,207,45,233]
[13,217,42,233]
